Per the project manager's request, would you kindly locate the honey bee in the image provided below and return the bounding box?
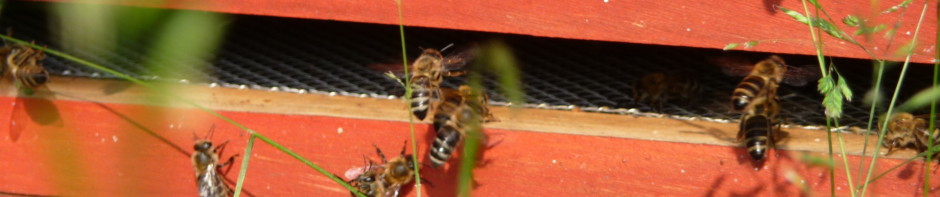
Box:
[374,142,417,197]
[0,43,49,94]
[406,44,478,120]
[347,160,386,197]
[348,142,420,197]
[192,127,236,197]
[632,72,702,111]
[731,56,786,162]
[429,85,494,167]
[729,55,787,112]
[881,112,939,159]
[738,114,778,161]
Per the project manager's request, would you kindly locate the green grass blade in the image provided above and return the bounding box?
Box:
[859,2,930,196]
[393,1,423,196]
[233,135,256,197]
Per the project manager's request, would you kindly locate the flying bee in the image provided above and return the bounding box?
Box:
[728,55,787,112]
[0,43,49,94]
[429,85,495,167]
[881,112,940,160]
[192,126,236,197]
[710,55,819,112]
[632,72,702,111]
[370,44,479,120]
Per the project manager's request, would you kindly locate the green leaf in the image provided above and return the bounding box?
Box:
[723,43,739,50]
[842,15,860,27]
[801,154,834,168]
[780,7,810,24]
[824,88,844,118]
[812,18,845,40]
[818,75,834,93]
[744,41,759,48]
[838,75,852,102]
[882,0,913,14]
[883,28,897,39]
[807,0,821,8]
[897,86,940,112]
[894,41,916,57]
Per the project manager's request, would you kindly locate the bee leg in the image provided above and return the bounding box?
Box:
[373,144,388,164]
[420,177,434,188]
[213,140,231,155]
[400,140,408,157]
[219,154,238,175]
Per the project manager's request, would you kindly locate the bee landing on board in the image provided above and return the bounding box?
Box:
[0,43,50,94]
[429,85,495,167]
[192,127,236,197]
[632,72,702,111]
[881,112,940,160]
[348,142,423,197]
[347,160,386,197]
[730,55,788,162]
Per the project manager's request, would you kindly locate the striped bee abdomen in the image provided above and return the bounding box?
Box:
[409,77,432,120]
[731,76,767,111]
[430,122,463,167]
[741,115,772,161]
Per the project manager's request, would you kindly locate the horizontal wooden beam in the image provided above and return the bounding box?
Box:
[0,76,935,196]
[43,0,939,63]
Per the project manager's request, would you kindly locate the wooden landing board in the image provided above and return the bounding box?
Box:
[0,76,936,196]
[0,96,936,196]
[41,0,939,63]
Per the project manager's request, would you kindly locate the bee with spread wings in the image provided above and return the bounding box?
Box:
[370,44,479,121]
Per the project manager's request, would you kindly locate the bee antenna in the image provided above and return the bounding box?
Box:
[206,124,217,140]
[440,43,456,53]
[191,130,199,141]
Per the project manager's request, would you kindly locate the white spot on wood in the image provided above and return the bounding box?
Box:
[169,124,175,129]
[680,169,686,173]
[603,0,609,3]
[337,127,344,134]
[734,178,738,182]
[552,160,557,164]
[814,138,820,142]
[905,31,911,35]
[686,28,692,32]
[112,135,119,142]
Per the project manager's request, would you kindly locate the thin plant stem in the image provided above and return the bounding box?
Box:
[926,2,939,195]
[862,150,934,187]
[857,60,885,187]
[233,135,256,197]
[799,1,834,195]
[394,1,423,196]
[0,35,365,197]
[860,2,930,196]
[833,119,855,196]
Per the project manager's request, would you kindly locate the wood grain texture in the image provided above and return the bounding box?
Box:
[0,76,936,196]
[44,0,939,63]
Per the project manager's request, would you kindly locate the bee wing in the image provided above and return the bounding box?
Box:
[384,184,403,197]
[707,55,754,77]
[368,62,407,79]
[8,97,27,142]
[441,44,480,76]
[782,64,822,87]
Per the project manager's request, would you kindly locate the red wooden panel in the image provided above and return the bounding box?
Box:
[44,0,939,63]
[0,97,937,196]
